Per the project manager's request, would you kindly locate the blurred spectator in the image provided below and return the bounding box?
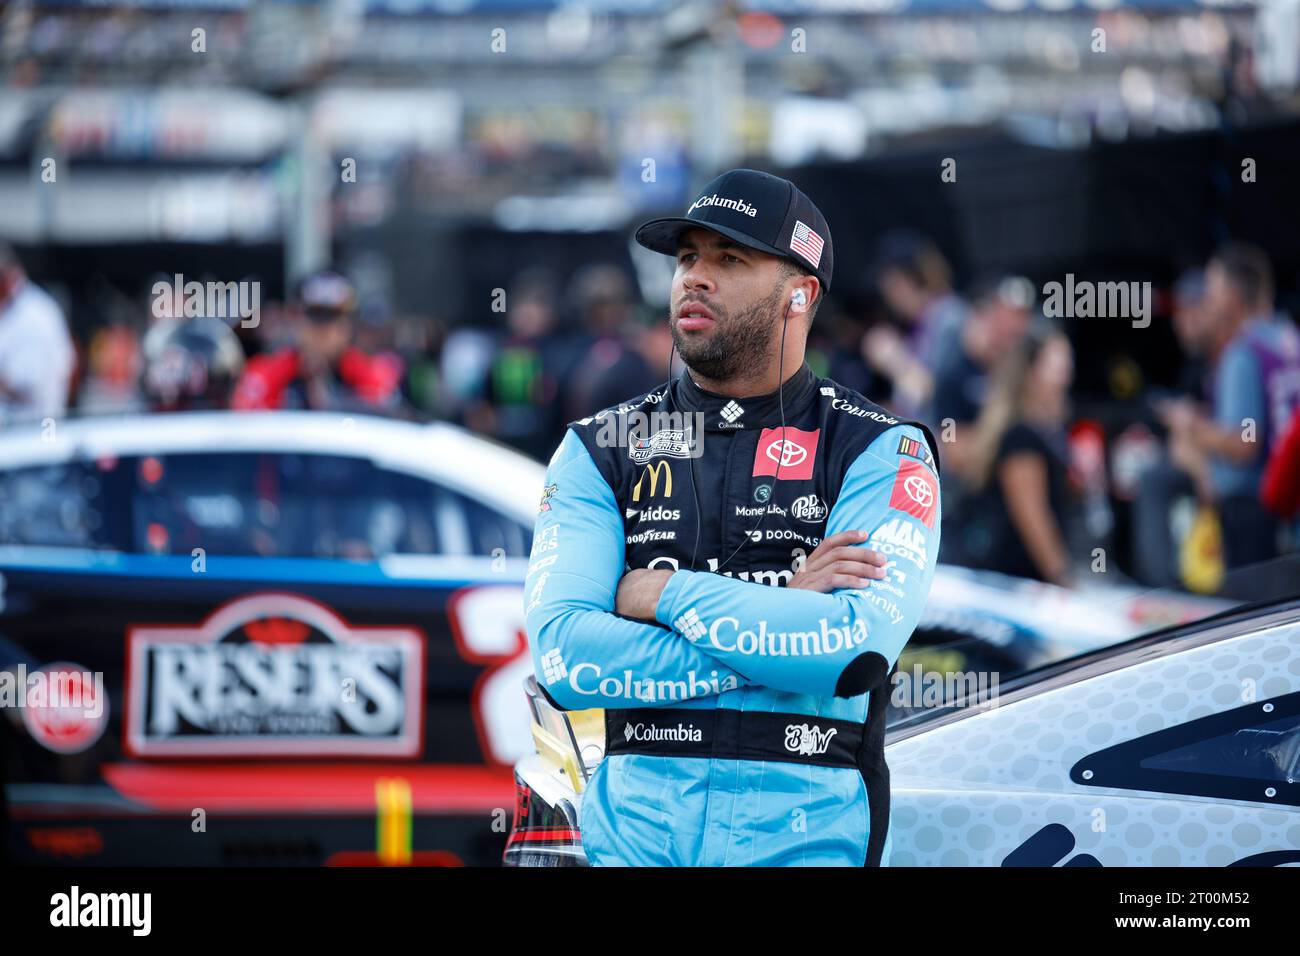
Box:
[1169,269,1214,401]
[567,305,674,419]
[399,313,450,420]
[945,325,1076,586]
[816,310,879,400]
[1158,242,1300,570]
[142,316,246,412]
[1261,406,1300,522]
[862,232,968,419]
[232,270,405,414]
[78,324,145,415]
[463,268,589,460]
[1132,269,1214,587]
[0,243,75,427]
[562,264,640,420]
[932,274,1035,470]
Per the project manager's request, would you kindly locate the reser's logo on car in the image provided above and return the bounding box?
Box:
[125,593,424,757]
[687,193,758,218]
[623,721,704,743]
[785,723,837,756]
[790,494,827,523]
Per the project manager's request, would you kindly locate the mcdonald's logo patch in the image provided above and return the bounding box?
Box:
[633,461,673,501]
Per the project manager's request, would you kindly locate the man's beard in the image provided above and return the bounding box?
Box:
[671,283,783,381]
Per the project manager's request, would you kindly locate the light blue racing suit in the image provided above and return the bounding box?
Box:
[523,364,941,865]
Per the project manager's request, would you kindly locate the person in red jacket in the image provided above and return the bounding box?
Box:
[1261,406,1300,518]
[232,270,404,413]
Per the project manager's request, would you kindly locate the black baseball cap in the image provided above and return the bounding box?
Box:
[296,270,357,322]
[634,168,833,294]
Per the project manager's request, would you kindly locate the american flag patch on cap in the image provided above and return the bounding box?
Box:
[789,220,824,268]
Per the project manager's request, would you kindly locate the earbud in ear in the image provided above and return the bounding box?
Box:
[791,289,807,309]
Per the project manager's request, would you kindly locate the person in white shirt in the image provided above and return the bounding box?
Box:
[0,244,75,428]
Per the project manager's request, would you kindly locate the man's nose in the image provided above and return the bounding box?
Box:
[681,261,716,294]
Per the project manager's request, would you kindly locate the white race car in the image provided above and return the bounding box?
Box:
[888,596,1300,866]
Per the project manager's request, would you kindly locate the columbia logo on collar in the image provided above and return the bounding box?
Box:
[687,194,758,218]
[720,400,745,424]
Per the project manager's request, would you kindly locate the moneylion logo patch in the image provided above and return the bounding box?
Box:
[125,593,424,757]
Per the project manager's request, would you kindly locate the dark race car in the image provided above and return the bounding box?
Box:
[0,411,543,866]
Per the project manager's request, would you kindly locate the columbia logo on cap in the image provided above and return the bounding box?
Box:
[687,194,758,218]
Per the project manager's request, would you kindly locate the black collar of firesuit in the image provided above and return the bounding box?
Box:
[672,361,819,432]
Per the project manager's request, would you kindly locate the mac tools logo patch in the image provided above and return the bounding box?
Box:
[125,593,424,758]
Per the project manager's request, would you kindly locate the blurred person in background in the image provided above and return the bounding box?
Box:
[0,243,75,428]
[231,269,405,414]
[566,304,673,419]
[77,323,145,415]
[141,315,246,412]
[931,274,1036,467]
[398,313,450,420]
[562,264,642,420]
[1132,269,1216,586]
[946,324,1076,586]
[862,231,968,420]
[814,308,880,400]
[463,267,588,460]
[1261,405,1300,526]
[1158,242,1300,570]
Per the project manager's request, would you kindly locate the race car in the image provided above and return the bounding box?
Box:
[888,593,1300,866]
[505,584,1281,867]
[0,411,542,866]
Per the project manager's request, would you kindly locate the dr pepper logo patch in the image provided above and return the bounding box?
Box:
[889,459,938,528]
[125,592,424,758]
[752,427,820,481]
